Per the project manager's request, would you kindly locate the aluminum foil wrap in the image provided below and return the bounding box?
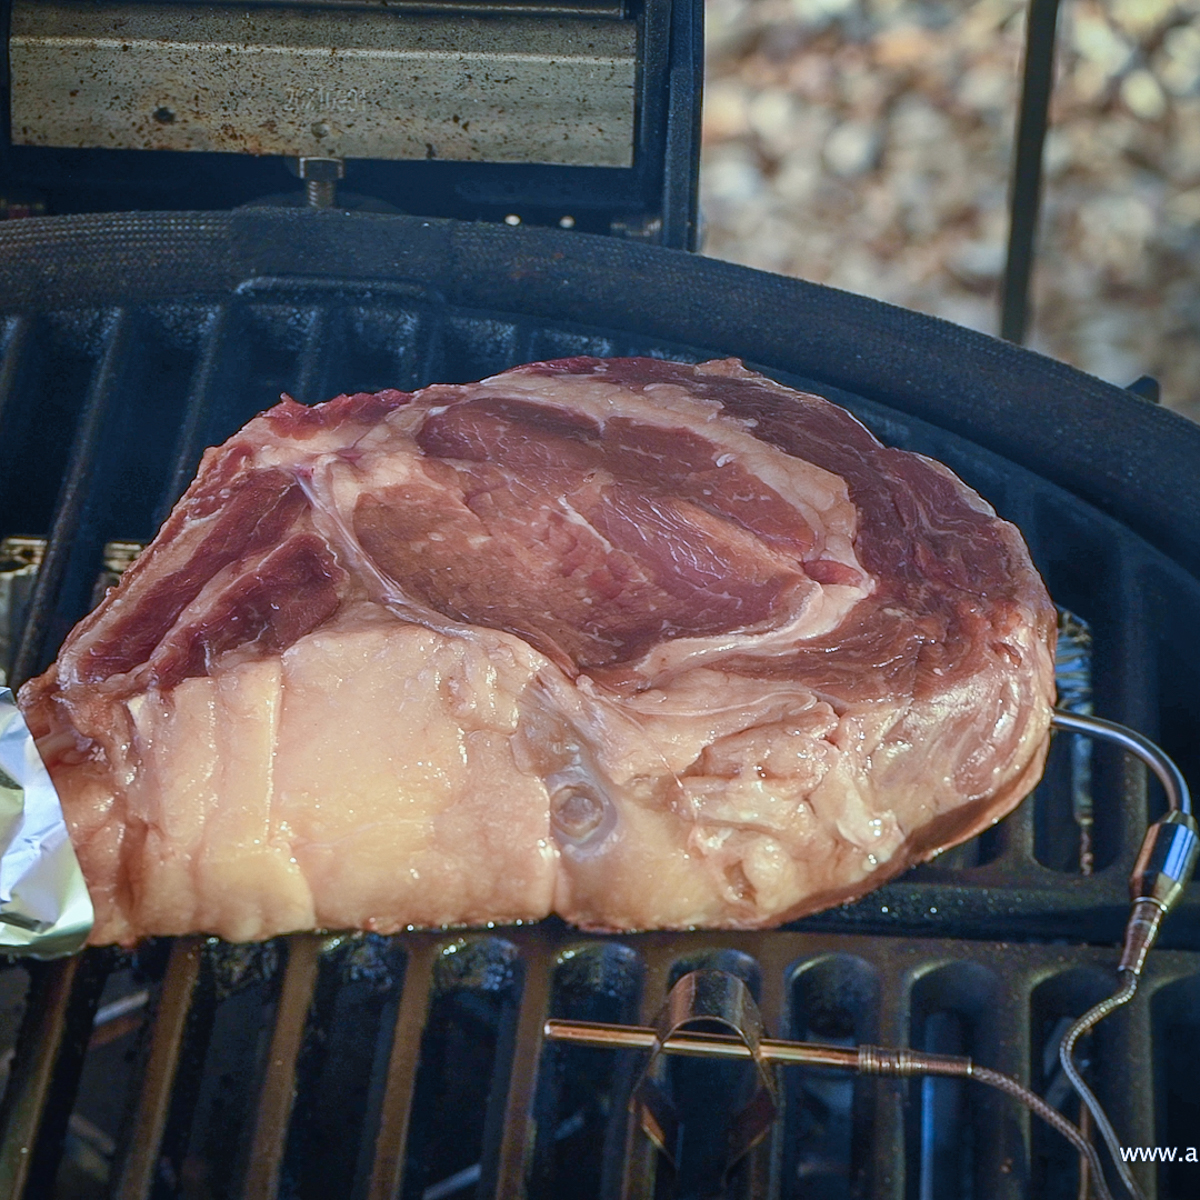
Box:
[0,688,92,957]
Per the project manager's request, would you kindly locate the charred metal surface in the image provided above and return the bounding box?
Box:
[9,1,636,166]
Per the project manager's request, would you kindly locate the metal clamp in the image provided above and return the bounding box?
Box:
[631,969,778,1173]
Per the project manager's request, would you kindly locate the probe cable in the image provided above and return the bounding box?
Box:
[1049,711,1198,1200]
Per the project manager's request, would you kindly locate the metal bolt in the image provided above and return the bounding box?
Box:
[306,179,335,208]
[609,214,663,242]
[294,156,345,208]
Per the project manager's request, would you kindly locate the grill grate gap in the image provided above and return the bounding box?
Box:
[0,955,111,1200]
[399,938,521,1200]
[1150,566,1200,832]
[101,310,210,543]
[437,317,523,385]
[241,305,320,414]
[906,963,1013,1200]
[784,955,879,1200]
[51,954,166,1200]
[278,936,406,1200]
[346,306,436,396]
[0,316,103,550]
[1027,968,1114,1200]
[0,966,31,1118]
[151,305,232,529]
[530,945,643,1200]
[109,939,201,1200]
[147,940,284,1200]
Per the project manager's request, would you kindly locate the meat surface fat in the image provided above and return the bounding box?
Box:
[38,609,557,945]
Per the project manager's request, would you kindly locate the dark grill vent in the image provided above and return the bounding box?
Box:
[1,212,1199,1198]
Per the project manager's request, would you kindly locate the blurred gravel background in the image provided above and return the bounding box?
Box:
[700,0,1200,422]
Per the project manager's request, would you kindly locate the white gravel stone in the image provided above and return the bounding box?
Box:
[824,119,882,175]
[1121,69,1168,120]
[1157,23,1200,96]
[700,0,1200,422]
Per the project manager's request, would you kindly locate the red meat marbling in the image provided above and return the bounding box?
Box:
[19,358,1056,944]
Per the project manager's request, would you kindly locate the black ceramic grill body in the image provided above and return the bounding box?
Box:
[0,211,1199,1199]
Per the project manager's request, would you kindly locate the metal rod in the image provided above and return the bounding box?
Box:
[1051,709,1192,817]
[1000,0,1061,344]
[545,1019,859,1069]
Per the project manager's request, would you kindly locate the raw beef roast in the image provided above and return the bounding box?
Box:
[19,358,1056,945]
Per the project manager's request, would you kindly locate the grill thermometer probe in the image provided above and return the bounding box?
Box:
[544,710,1198,1200]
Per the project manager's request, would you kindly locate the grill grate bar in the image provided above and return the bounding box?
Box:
[744,946,787,1199]
[240,934,322,1200]
[9,309,131,688]
[366,941,437,1200]
[1111,550,1158,880]
[154,305,233,530]
[982,975,1032,1200]
[0,960,80,1200]
[867,961,908,1200]
[482,949,553,1196]
[112,939,203,1200]
[0,264,1196,1196]
[293,307,332,407]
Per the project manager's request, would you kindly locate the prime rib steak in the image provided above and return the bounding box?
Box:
[19,357,1056,945]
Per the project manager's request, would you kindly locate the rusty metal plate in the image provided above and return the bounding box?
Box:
[9,1,636,167]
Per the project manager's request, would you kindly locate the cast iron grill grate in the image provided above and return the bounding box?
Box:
[0,226,1198,1197]
[6,929,1200,1199]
